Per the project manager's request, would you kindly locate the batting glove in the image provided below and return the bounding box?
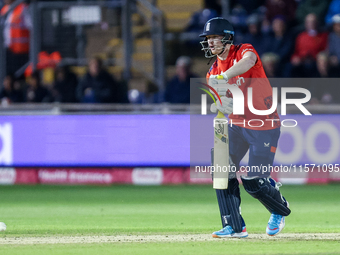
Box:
[210,96,233,115]
[218,72,229,82]
[209,73,229,82]
[209,77,229,96]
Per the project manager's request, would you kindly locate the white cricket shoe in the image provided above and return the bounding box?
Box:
[212,225,248,238]
[0,222,6,231]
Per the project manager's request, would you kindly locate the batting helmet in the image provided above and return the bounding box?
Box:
[199,17,234,58]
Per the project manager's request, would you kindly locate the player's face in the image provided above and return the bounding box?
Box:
[206,35,224,55]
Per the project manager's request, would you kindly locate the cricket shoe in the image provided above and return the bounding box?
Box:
[0,222,6,231]
[266,201,289,236]
[212,225,248,238]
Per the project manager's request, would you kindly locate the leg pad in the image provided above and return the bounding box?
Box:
[216,178,244,233]
[241,176,291,216]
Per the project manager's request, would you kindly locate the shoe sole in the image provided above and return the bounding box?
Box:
[267,219,285,236]
[212,232,248,238]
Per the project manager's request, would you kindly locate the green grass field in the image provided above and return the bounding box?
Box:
[0,184,340,254]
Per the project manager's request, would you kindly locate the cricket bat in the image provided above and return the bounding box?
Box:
[213,110,229,189]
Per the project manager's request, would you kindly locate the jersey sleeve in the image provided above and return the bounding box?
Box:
[238,43,261,69]
[239,43,256,58]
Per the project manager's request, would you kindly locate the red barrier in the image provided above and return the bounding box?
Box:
[0,167,338,185]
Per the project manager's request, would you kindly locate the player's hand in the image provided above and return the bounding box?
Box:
[210,73,229,82]
[210,96,233,115]
[208,75,222,87]
[211,87,228,96]
[209,74,218,80]
[209,76,228,96]
[218,72,229,82]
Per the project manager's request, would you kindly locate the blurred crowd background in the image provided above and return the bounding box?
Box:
[1,0,340,106]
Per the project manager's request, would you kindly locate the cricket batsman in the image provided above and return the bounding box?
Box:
[200,17,291,238]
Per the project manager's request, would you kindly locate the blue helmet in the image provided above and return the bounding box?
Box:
[199,17,234,58]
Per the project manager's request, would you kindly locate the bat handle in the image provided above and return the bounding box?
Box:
[216,110,226,119]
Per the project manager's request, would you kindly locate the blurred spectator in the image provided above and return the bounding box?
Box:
[261,53,280,78]
[265,0,297,24]
[25,71,51,103]
[264,15,295,77]
[261,18,272,36]
[295,0,330,27]
[52,66,78,103]
[328,14,340,69]
[231,0,265,15]
[242,14,267,56]
[186,9,218,33]
[185,1,219,33]
[128,81,159,104]
[229,4,248,38]
[325,0,340,25]
[313,52,340,103]
[164,56,197,104]
[1,0,32,75]
[316,51,339,77]
[77,57,127,103]
[0,74,24,104]
[316,52,329,78]
[290,13,328,77]
[203,0,221,16]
